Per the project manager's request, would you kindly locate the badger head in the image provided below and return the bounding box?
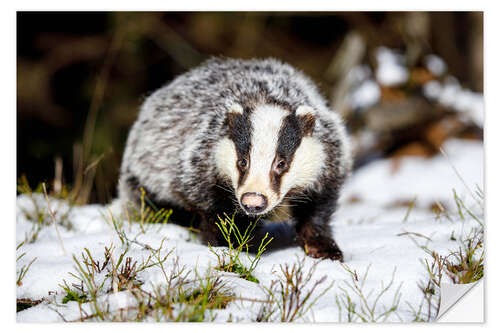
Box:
[214,103,326,217]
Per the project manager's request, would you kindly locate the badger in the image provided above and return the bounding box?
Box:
[119,57,352,261]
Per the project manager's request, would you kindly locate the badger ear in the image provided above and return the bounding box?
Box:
[296,105,316,136]
[226,104,243,128]
[229,103,243,115]
[226,103,249,137]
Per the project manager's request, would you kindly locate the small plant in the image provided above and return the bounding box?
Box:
[258,256,333,322]
[131,270,233,322]
[170,272,234,321]
[453,189,483,227]
[17,176,47,243]
[445,229,484,283]
[446,188,484,284]
[410,236,483,322]
[209,212,272,283]
[65,260,234,322]
[17,176,46,222]
[61,280,88,304]
[106,204,172,252]
[335,264,403,322]
[122,187,173,234]
[402,196,417,223]
[16,241,37,287]
[16,242,39,312]
[62,243,172,321]
[17,177,75,243]
[68,248,113,320]
[409,187,484,322]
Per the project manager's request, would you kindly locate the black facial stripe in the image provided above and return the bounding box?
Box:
[271,114,303,195]
[277,114,303,158]
[226,111,252,186]
[227,113,252,156]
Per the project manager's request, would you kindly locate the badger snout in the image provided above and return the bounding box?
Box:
[241,192,268,215]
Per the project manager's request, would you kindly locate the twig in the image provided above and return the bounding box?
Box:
[439,147,482,208]
[397,231,433,242]
[73,25,124,204]
[83,150,109,175]
[402,197,417,223]
[42,183,67,254]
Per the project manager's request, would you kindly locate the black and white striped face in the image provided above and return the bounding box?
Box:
[215,103,326,216]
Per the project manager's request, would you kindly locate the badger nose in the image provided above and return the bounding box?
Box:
[241,192,268,214]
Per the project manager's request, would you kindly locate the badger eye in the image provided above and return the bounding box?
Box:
[237,158,248,170]
[276,160,286,170]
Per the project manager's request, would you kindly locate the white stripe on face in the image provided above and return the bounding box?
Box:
[214,137,239,189]
[236,104,288,213]
[280,136,326,195]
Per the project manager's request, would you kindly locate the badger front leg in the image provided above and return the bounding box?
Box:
[292,192,344,261]
[199,213,224,247]
[297,221,343,261]
[198,190,239,247]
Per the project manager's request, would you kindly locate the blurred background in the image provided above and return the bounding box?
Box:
[17,12,483,205]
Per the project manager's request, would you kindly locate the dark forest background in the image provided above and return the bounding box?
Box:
[17,12,483,204]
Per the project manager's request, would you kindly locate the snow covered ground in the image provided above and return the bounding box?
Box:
[16,138,484,323]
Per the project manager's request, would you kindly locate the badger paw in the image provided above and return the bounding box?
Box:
[303,240,344,262]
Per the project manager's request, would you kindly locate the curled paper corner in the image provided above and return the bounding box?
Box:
[437,279,484,322]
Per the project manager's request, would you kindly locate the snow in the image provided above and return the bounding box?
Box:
[350,79,381,109]
[375,47,409,86]
[348,65,372,82]
[345,49,483,131]
[424,54,447,76]
[16,138,484,322]
[422,80,442,100]
[345,65,381,110]
[341,139,483,209]
[423,78,485,127]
